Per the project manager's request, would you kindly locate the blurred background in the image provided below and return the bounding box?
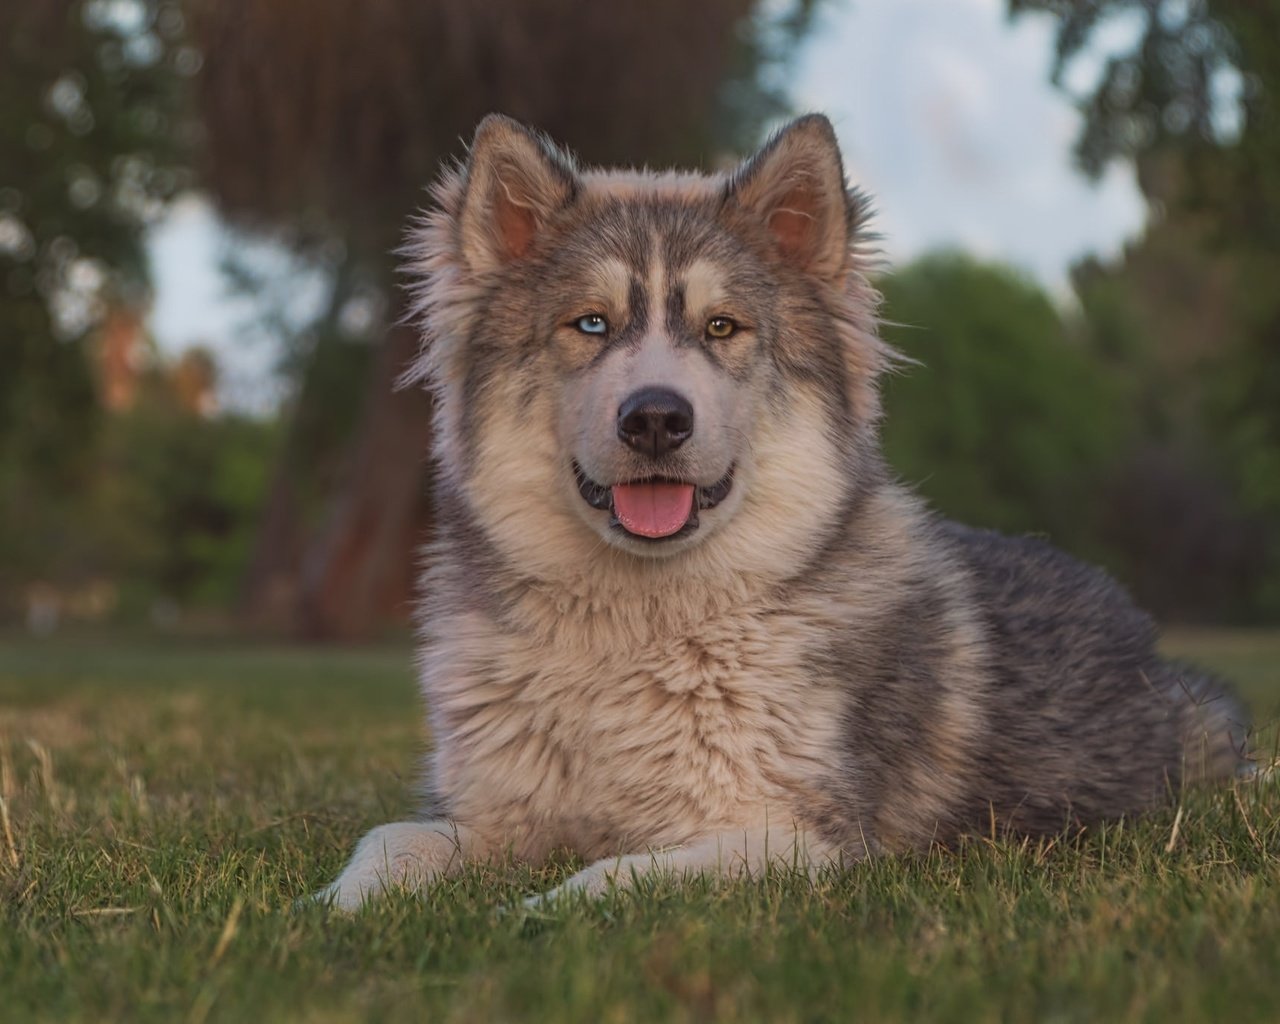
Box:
[2,0,1277,641]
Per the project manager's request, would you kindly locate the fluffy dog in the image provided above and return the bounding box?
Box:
[320,113,1249,909]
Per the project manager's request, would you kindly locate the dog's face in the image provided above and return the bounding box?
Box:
[408,114,887,581]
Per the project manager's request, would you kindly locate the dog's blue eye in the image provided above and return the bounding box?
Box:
[575,314,608,336]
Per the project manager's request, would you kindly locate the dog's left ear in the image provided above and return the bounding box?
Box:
[458,114,580,273]
[728,115,851,280]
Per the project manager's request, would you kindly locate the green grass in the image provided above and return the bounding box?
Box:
[1,630,1278,1023]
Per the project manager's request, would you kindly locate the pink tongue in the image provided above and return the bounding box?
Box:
[611,482,696,538]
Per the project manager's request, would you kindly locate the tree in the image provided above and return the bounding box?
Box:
[1011,0,1280,616]
[0,0,193,603]
[878,253,1125,554]
[190,0,820,638]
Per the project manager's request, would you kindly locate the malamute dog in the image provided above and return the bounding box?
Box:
[321,113,1249,909]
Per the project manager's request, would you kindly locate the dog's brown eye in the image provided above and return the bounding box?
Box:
[706,316,737,339]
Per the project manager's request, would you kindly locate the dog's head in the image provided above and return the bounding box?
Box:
[406,114,889,583]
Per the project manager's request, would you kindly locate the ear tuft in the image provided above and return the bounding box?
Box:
[458,114,579,272]
[728,114,851,280]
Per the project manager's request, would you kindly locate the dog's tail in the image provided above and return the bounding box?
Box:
[1162,664,1253,783]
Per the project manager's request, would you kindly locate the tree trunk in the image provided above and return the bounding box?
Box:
[238,446,305,630]
[296,323,433,640]
[239,263,360,632]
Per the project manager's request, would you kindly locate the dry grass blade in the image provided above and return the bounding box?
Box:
[72,907,140,917]
[1164,805,1185,854]
[25,738,58,811]
[0,741,13,800]
[0,795,17,869]
[210,897,245,967]
[1233,786,1264,851]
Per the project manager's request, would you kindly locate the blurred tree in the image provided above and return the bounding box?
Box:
[1011,0,1280,616]
[879,253,1126,554]
[189,0,820,638]
[1070,225,1268,620]
[25,360,278,621]
[0,0,195,598]
[95,372,277,611]
[222,251,379,631]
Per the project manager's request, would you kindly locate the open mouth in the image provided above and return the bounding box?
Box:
[573,461,735,541]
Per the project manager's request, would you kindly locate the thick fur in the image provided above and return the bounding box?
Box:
[320,114,1250,909]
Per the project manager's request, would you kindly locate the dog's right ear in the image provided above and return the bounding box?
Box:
[457,114,579,273]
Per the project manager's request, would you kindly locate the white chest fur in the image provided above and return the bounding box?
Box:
[420,588,843,861]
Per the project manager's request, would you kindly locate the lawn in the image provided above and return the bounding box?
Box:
[1,629,1277,1023]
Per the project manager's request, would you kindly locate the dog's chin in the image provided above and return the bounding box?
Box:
[571,460,736,556]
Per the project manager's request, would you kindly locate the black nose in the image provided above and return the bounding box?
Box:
[617,387,694,457]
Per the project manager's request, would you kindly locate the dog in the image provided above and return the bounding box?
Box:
[319,113,1250,910]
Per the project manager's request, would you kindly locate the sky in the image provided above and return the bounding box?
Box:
[146,0,1149,407]
[790,0,1146,288]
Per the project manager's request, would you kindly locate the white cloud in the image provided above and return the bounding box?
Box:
[792,0,1147,292]
[147,195,326,412]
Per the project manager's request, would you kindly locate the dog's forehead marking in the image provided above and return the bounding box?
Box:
[648,234,667,339]
[584,257,630,314]
[682,259,726,313]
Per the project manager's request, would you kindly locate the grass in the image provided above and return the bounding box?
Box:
[1,629,1277,1023]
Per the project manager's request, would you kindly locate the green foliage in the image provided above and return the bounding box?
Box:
[0,0,193,385]
[1011,0,1280,618]
[95,389,279,608]
[1207,256,1280,613]
[0,633,1276,1022]
[0,0,195,610]
[1070,232,1272,622]
[1,367,278,618]
[879,253,1127,555]
[1008,0,1243,177]
[1,1,192,278]
[0,309,99,569]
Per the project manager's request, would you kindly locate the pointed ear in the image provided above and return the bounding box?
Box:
[728,115,852,280]
[457,114,579,272]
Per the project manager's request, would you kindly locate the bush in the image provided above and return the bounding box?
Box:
[878,252,1127,559]
[0,370,278,624]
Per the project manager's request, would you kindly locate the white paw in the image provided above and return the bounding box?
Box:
[303,880,367,913]
[516,881,588,914]
[305,856,413,913]
[313,820,468,911]
[519,854,660,910]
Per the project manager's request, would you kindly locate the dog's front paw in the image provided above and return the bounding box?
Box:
[517,878,593,914]
[304,875,382,913]
[534,866,611,905]
[522,852,665,910]
[518,880,584,912]
[303,858,405,912]
[311,820,470,911]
